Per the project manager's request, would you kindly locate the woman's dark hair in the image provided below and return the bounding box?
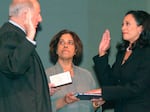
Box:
[117,10,150,51]
[49,29,83,65]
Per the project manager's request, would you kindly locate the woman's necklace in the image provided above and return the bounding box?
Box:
[126,46,132,52]
[122,47,132,64]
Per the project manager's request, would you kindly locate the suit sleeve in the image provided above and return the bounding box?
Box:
[0,31,36,77]
[93,50,150,101]
[93,54,115,86]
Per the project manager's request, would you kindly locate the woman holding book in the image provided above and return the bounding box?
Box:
[46,29,102,112]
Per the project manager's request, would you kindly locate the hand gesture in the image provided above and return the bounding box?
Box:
[25,8,36,40]
[99,29,111,56]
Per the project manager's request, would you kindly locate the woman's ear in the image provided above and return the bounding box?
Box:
[138,25,143,34]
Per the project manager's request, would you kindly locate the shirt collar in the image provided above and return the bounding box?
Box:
[9,20,26,33]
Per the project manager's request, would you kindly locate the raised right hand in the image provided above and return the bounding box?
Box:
[99,29,111,56]
[25,8,36,40]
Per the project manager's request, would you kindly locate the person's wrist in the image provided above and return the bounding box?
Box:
[99,51,107,57]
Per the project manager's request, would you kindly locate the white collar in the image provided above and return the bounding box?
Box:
[9,20,26,33]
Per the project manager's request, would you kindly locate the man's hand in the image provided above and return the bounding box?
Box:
[25,8,36,40]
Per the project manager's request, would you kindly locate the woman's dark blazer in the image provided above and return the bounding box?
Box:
[0,22,51,112]
[93,46,150,112]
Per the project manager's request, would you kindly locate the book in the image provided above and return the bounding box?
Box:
[74,92,102,100]
[49,71,72,87]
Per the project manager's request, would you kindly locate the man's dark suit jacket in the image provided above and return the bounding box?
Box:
[0,22,51,112]
[93,46,150,112]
